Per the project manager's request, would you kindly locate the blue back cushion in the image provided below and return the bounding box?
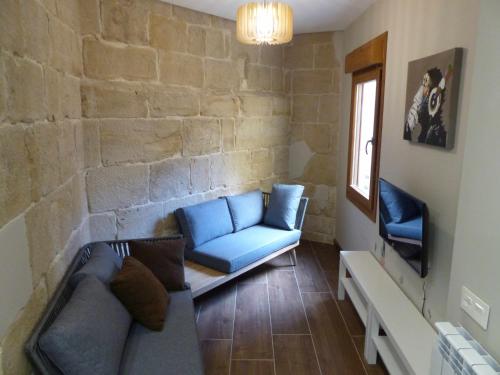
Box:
[379,180,418,223]
[175,199,234,249]
[226,190,264,232]
[264,184,304,230]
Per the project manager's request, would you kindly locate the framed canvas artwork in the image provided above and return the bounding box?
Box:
[403,48,463,149]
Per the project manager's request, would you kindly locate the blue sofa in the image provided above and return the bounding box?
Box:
[175,190,308,274]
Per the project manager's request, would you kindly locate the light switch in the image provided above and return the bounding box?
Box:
[460,286,490,330]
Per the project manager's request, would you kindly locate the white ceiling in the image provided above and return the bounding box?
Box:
[164,0,375,34]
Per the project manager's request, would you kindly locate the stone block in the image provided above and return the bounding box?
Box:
[260,45,283,67]
[148,85,200,117]
[5,55,45,122]
[55,0,80,31]
[1,281,47,375]
[86,165,149,212]
[100,119,182,165]
[89,213,117,242]
[187,26,205,56]
[271,67,284,92]
[148,0,172,17]
[0,0,23,55]
[71,174,87,229]
[25,122,61,200]
[294,32,332,45]
[222,119,235,152]
[117,203,165,239]
[58,121,77,184]
[190,157,210,194]
[211,16,235,31]
[251,149,273,180]
[210,152,251,188]
[293,70,334,94]
[150,158,190,201]
[240,95,273,116]
[245,64,272,91]
[81,81,148,118]
[273,146,289,175]
[205,59,238,90]
[82,120,101,168]
[235,118,262,150]
[22,0,49,63]
[201,95,238,117]
[263,117,289,147]
[44,67,62,121]
[182,119,221,156]
[83,38,157,81]
[303,214,335,235]
[292,95,319,123]
[315,43,337,68]
[61,74,82,119]
[272,96,290,116]
[0,126,32,228]
[206,29,229,58]
[159,51,203,88]
[150,15,187,52]
[0,58,5,122]
[173,5,211,25]
[48,16,82,76]
[102,0,149,44]
[318,94,340,123]
[304,123,332,153]
[231,34,259,63]
[79,0,100,35]
[284,43,313,69]
[303,154,336,186]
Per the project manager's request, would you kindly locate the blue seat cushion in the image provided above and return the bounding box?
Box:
[386,216,422,240]
[120,290,203,375]
[225,190,264,232]
[187,225,301,273]
[264,184,304,230]
[175,199,234,250]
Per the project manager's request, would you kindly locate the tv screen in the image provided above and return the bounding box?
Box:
[378,178,428,277]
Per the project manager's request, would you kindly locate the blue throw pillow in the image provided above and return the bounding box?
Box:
[69,243,122,288]
[175,198,234,250]
[40,276,131,375]
[379,180,418,223]
[226,190,264,232]
[264,184,304,230]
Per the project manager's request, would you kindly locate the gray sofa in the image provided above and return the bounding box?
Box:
[26,236,203,375]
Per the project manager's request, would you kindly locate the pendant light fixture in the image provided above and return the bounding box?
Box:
[236,1,293,45]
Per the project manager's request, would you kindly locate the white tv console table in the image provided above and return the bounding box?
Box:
[338,251,436,375]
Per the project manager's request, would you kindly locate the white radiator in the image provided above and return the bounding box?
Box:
[430,322,500,375]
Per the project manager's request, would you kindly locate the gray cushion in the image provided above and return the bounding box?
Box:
[39,276,132,375]
[120,290,204,375]
[70,243,122,288]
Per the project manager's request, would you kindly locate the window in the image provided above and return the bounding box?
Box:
[345,33,387,221]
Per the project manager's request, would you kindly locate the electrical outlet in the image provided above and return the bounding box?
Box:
[461,286,490,330]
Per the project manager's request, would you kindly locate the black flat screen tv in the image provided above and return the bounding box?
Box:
[379,178,429,277]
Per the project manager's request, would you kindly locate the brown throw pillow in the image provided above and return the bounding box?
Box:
[110,257,169,331]
[129,239,186,291]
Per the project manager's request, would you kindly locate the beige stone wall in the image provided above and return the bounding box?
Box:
[286,33,340,244]
[0,0,90,373]
[81,1,290,241]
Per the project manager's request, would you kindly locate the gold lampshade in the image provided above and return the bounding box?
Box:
[236,2,293,45]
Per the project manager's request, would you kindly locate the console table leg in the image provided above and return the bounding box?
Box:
[365,306,379,365]
[338,259,346,300]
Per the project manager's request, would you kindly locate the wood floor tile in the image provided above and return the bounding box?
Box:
[268,269,309,334]
[201,340,232,375]
[197,284,236,339]
[273,335,321,375]
[313,245,340,294]
[230,360,274,375]
[232,283,273,359]
[337,295,365,336]
[295,245,330,292]
[237,265,268,284]
[353,336,390,375]
[266,252,294,269]
[302,292,366,375]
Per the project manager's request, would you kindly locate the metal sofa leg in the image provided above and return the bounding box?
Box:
[291,249,298,266]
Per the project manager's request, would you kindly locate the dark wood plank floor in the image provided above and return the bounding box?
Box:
[195,241,389,375]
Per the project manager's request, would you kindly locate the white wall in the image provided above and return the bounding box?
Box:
[446,0,500,361]
[336,0,480,323]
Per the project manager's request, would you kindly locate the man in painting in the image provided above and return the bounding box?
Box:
[404,66,452,147]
